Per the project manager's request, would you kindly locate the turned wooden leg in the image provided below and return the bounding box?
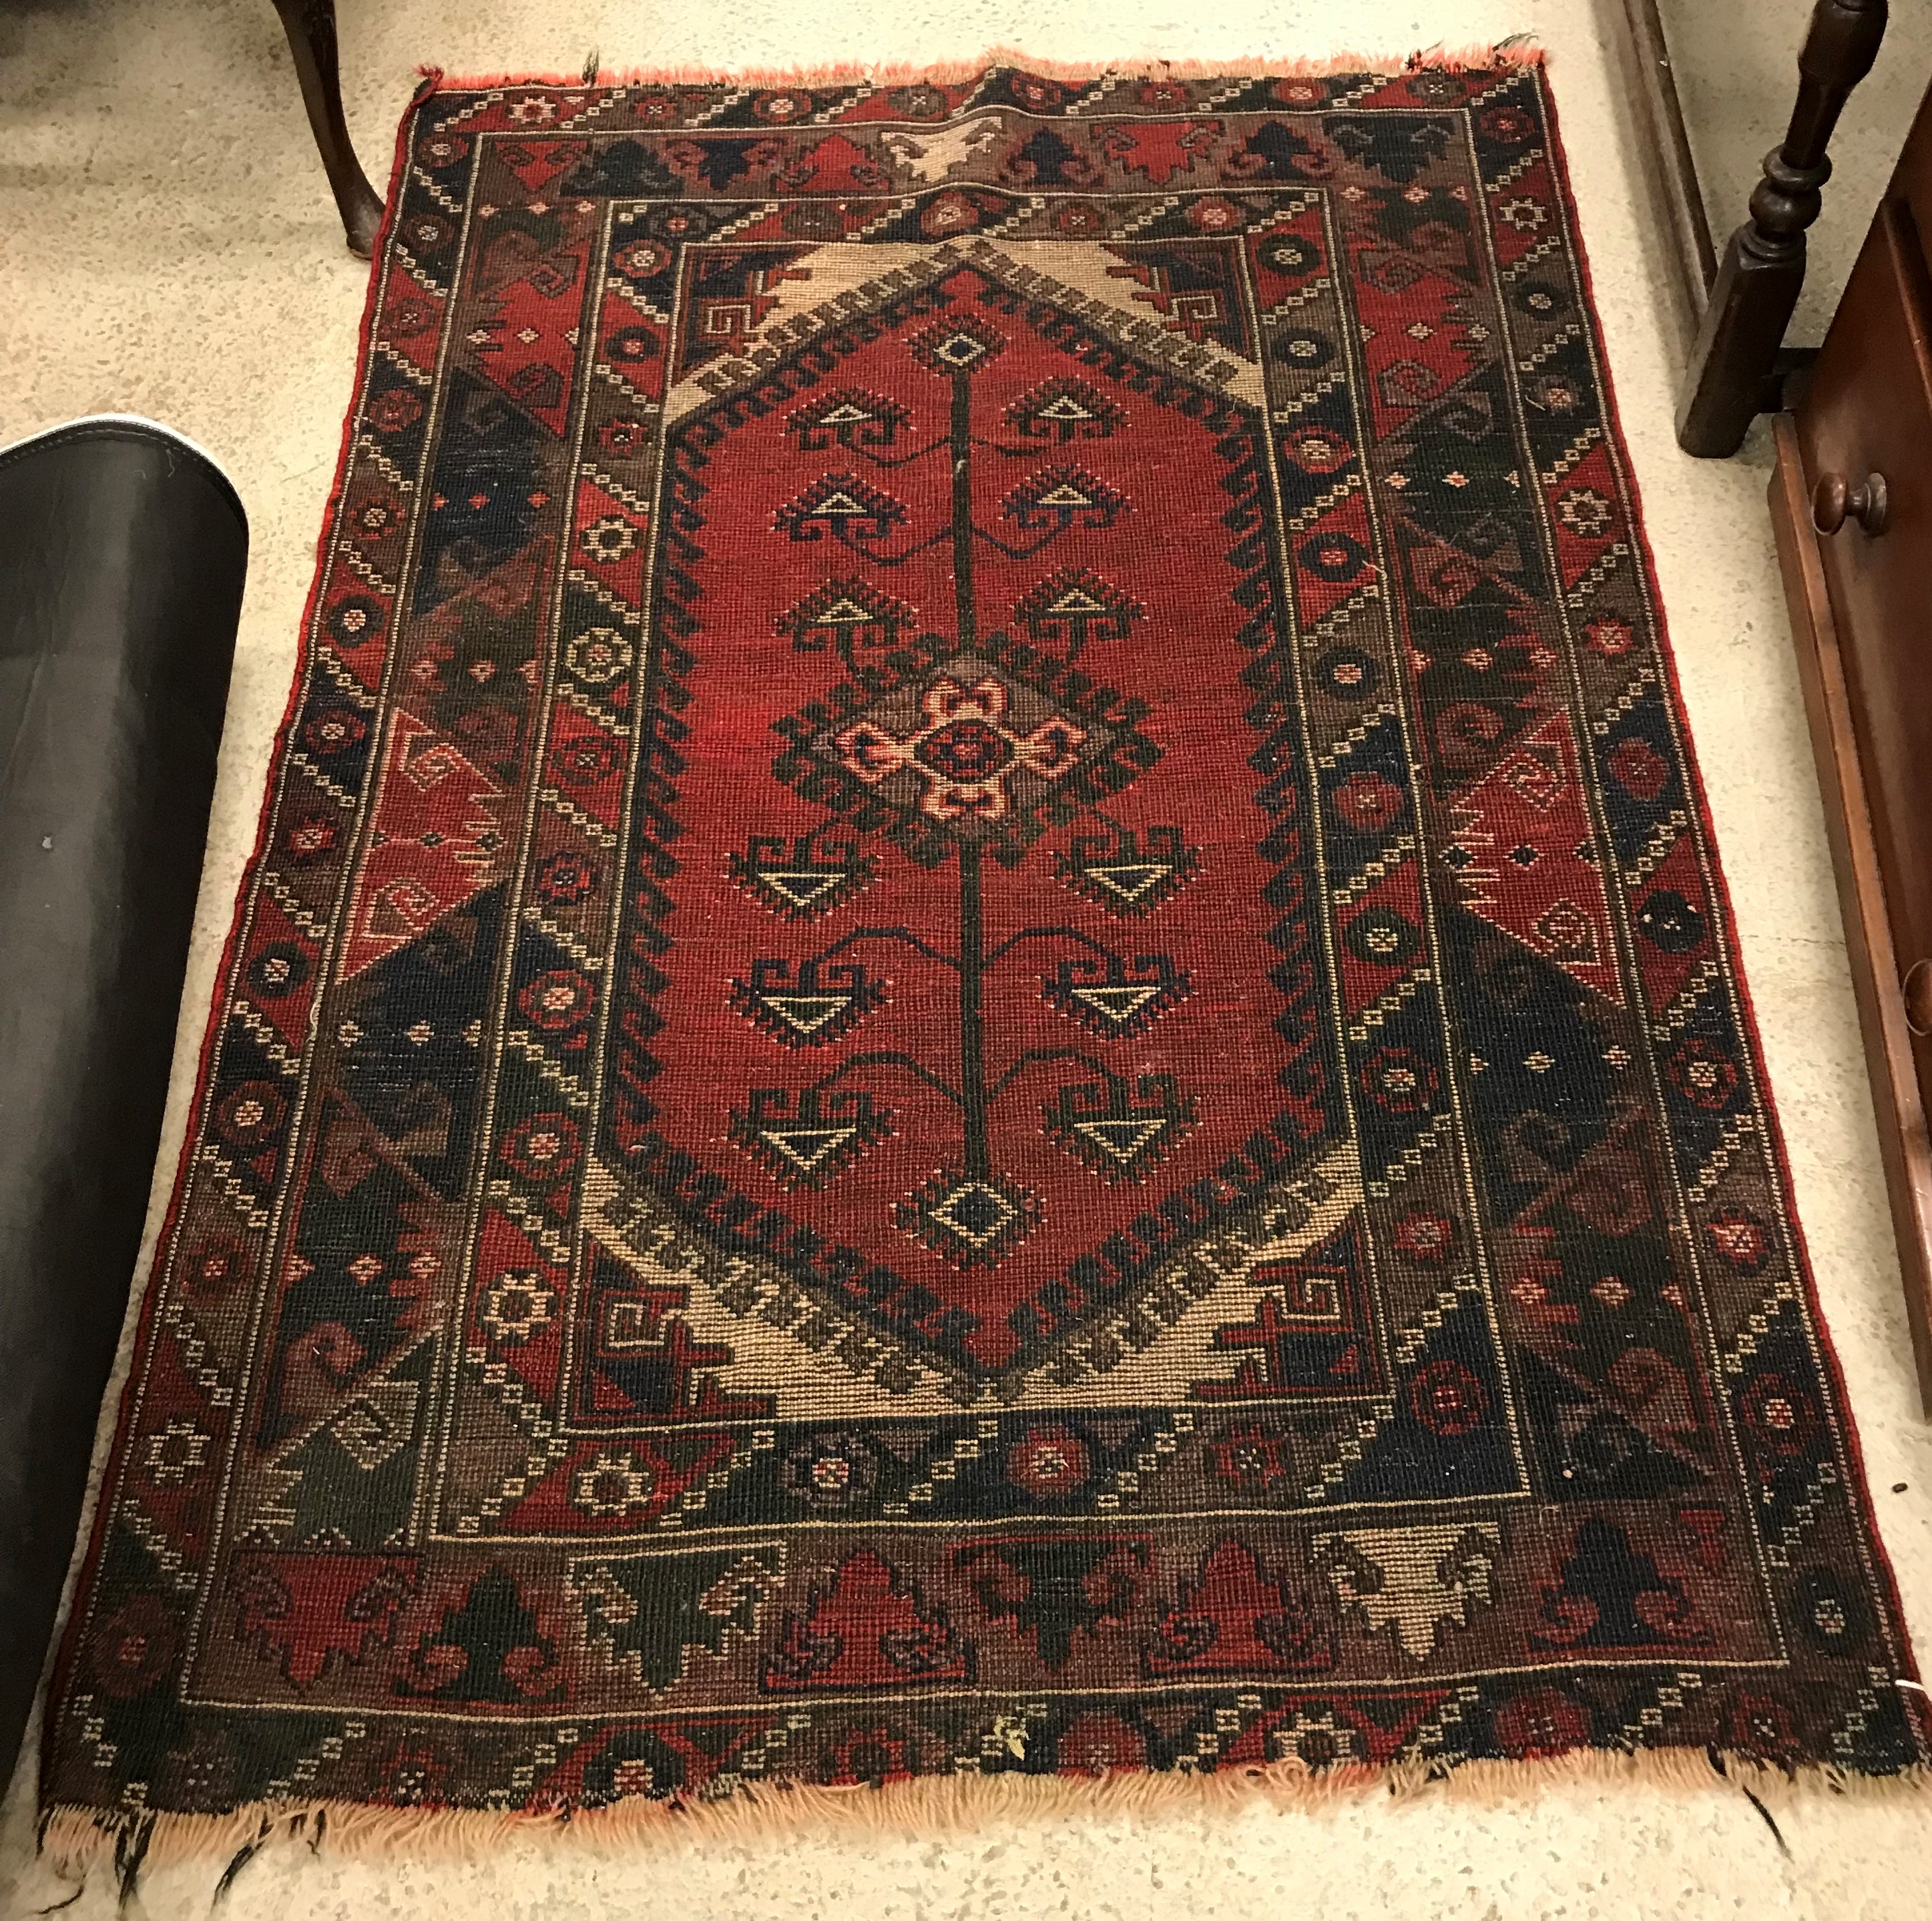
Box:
[270,0,385,258]
[1676,0,1888,457]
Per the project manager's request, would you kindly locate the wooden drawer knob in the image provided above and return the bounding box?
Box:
[1906,960,1932,1038]
[1813,469,1890,535]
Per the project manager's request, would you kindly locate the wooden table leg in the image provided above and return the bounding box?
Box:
[1676,0,1888,457]
[270,0,385,258]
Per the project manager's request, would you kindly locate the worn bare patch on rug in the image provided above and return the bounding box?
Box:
[43,59,1927,1848]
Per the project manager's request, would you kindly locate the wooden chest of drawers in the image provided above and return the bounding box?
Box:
[1773,79,1932,1410]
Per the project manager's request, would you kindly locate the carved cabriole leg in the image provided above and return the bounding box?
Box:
[270,0,385,258]
[1676,0,1888,457]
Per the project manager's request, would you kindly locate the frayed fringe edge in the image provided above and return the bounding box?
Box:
[411,40,1545,96]
[35,1748,1929,1886]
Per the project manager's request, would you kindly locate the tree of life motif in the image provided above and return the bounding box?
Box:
[731,299,1202,1272]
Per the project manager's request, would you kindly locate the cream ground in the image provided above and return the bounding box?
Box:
[3,0,1931,1912]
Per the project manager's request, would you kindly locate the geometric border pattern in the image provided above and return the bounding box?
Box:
[41,61,1927,1848]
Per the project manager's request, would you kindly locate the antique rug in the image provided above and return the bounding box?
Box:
[42,53,1928,1860]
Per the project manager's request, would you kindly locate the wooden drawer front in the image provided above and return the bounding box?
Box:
[1799,197,1932,1010]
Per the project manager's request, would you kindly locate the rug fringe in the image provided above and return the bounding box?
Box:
[35,1746,1928,1888]
[411,40,1545,96]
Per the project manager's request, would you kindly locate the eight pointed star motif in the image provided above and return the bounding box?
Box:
[832,673,1089,827]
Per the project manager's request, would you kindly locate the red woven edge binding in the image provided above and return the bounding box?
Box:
[1535,67,1927,1719]
[35,69,445,1804]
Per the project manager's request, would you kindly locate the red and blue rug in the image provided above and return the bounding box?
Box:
[43,54,1927,1857]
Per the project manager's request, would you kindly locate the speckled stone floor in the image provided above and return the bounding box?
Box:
[4,1,1932,1914]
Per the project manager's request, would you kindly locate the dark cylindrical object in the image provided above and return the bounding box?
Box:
[0,418,247,1783]
[1676,0,1889,457]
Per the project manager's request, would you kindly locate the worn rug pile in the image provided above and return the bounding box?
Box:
[43,55,1927,1859]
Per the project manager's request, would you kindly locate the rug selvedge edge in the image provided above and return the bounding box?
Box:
[31,65,445,1830]
[1527,49,1930,1725]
